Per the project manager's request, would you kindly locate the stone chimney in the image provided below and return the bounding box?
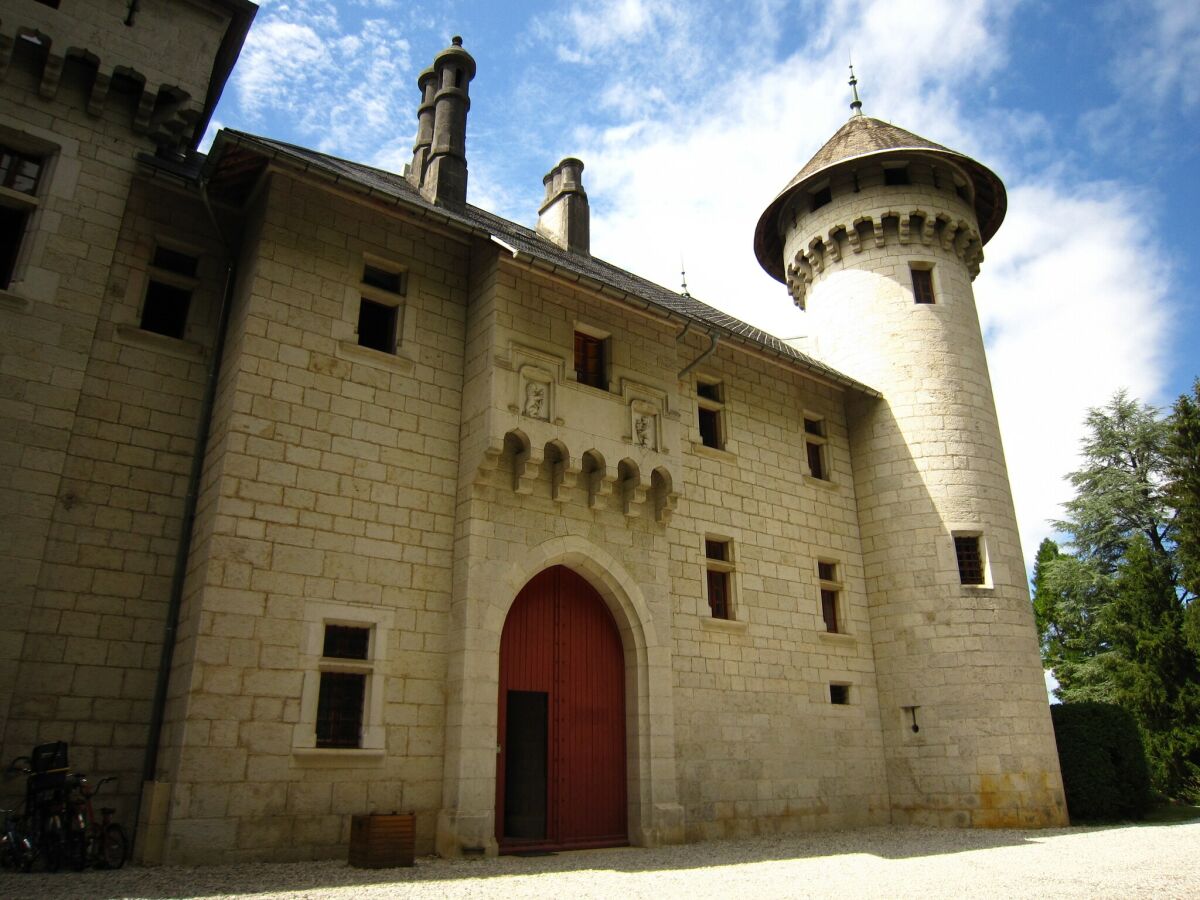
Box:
[536,158,590,254]
[406,66,437,189]
[419,36,476,207]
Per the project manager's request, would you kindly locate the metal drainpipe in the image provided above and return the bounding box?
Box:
[134,176,238,850]
[677,330,719,379]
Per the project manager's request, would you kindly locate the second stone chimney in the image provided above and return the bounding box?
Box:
[536,158,590,255]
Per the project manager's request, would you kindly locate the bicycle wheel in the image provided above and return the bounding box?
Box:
[99,823,126,870]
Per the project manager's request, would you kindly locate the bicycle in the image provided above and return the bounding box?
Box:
[63,773,126,870]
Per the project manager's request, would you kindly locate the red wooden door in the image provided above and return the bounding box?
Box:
[496,566,627,851]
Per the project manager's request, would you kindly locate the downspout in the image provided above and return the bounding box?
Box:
[678,330,719,379]
[134,176,238,857]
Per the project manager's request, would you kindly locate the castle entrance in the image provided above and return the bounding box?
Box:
[496,566,627,851]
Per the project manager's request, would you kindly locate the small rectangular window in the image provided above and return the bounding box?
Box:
[0,144,46,289]
[818,560,842,634]
[697,380,724,450]
[0,146,43,195]
[323,624,370,660]
[810,186,832,211]
[705,537,734,620]
[141,246,199,339]
[357,297,398,353]
[884,166,911,186]
[574,331,607,390]
[804,417,828,480]
[362,263,404,294]
[911,267,935,304]
[954,535,985,585]
[829,684,850,705]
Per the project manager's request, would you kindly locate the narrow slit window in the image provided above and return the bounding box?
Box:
[704,537,734,620]
[804,417,828,481]
[818,560,842,634]
[0,144,46,289]
[911,267,935,304]
[697,380,724,450]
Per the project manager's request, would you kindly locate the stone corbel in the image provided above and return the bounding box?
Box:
[622,473,647,518]
[551,456,579,503]
[868,217,885,248]
[39,52,64,100]
[514,444,543,495]
[825,229,843,262]
[847,220,865,253]
[920,212,937,245]
[134,86,157,133]
[587,465,615,510]
[898,214,912,245]
[940,221,961,252]
[654,488,678,525]
[87,70,112,117]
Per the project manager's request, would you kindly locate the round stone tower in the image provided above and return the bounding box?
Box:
[754,92,1067,827]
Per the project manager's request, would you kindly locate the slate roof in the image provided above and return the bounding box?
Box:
[753,115,1007,284]
[201,129,876,395]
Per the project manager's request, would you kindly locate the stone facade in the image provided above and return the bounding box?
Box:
[0,3,1066,866]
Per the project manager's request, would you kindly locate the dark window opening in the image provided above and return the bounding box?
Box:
[955,535,985,585]
[705,540,728,562]
[817,561,836,582]
[0,206,29,289]
[912,267,935,304]
[362,263,403,294]
[830,684,849,705]
[323,624,369,660]
[357,298,398,354]
[697,381,721,402]
[707,568,730,619]
[315,672,365,748]
[884,166,910,186]
[698,406,721,449]
[574,331,607,390]
[821,588,839,633]
[810,186,832,211]
[140,280,191,338]
[0,146,43,195]
[804,418,824,437]
[806,440,826,480]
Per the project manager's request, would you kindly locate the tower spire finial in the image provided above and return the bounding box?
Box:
[848,58,863,117]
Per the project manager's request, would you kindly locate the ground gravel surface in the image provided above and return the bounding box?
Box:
[2,823,1198,899]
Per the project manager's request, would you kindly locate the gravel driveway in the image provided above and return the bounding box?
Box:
[3,822,1197,899]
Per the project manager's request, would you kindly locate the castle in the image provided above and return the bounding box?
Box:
[0,1,1067,863]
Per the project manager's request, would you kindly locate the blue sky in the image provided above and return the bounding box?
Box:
[207,0,1200,566]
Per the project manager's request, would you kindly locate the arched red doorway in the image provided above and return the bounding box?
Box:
[496,565,627,851]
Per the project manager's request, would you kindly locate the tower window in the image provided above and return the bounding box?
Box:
[574,331,608,390]
[804,417,828,480]
[911,266,935,304]
[817,560,842,633]
[954,534,986,586]
[696,379,724,449]
[356,260,405,354]
[704,537,734,620]
[316,623,373,748]
[810,185,832,211]
[830,684,850,705]
[884,166,911,186]
[141,245,199,339]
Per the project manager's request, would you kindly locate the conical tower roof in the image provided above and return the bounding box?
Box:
[754,115,1006,284]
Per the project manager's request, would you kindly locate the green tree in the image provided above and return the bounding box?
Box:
[1037,389,1200,800]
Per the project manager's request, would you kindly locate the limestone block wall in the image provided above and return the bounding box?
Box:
[669,345,889,839]
[784,169,1065,826]
[154,172,469,864]
[0,33,199,784]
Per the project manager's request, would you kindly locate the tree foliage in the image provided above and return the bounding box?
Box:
[1034,387,1200,801]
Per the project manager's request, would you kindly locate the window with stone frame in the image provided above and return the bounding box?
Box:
[954,533,987,586]
[696,378,725,449]
[574,330,608,390]
[704,537,734,620]
[0,143,47,290]
[804,416,829,480]
[817,559,843,633]
[357,261,407,354]
[315,624,372,748]
[140,245,199,339]
[911,264,935,304]
[829,684,850,705]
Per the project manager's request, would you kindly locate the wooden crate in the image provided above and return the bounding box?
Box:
[348,813,415,868]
